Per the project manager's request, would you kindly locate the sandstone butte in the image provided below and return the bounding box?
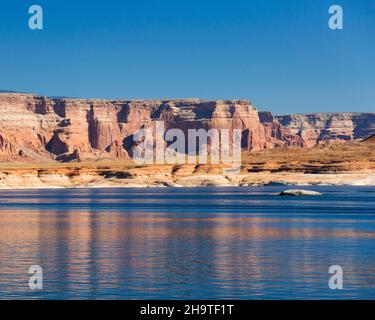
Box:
[0,93,374,189]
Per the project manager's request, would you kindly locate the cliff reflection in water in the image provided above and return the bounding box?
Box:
[0,187,375,299]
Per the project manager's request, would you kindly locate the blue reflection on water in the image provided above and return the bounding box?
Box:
[0,186,374,299]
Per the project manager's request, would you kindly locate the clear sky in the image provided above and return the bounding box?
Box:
[0,0,374,114]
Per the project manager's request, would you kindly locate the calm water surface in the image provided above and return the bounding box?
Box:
[0,186,374,299]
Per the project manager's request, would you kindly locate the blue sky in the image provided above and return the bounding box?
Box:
[0,0,374,114]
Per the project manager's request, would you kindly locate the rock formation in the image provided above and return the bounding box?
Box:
[0,138,374,188]
[279,189,322,196]
[0,94,303,162]
[0,93,374,163]
[277,113,375,147]
[258,111,305,148]
[362,135,375,144]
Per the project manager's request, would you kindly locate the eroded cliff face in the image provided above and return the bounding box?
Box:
[258,112,305,148]
[0,94,373,163]
[0,137,374,188]
[277,113,375,148]
[0,94,303,162]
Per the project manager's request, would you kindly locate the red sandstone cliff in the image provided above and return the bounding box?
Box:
[0,93,373,163]
[276,113,375,148]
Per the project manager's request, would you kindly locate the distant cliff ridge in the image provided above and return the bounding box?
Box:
[276,113,375,147]
[0,93,374,163]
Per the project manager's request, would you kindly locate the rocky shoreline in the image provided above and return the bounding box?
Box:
[0,164,374,189]
[1,135,374,189]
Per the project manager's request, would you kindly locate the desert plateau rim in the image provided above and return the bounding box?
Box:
[0,93,374,189]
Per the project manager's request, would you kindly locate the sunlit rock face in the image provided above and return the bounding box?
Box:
[0,93,373,162]
[258,111,305,148]
[276,113,375,148]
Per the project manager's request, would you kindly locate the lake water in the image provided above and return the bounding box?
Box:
[0,186,374,299]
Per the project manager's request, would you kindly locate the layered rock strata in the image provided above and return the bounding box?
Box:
[0,94,374,163]
[276,113,375,147]
[0,94,303,162]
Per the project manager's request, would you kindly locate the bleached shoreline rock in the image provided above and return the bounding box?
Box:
[279,189,322,196]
